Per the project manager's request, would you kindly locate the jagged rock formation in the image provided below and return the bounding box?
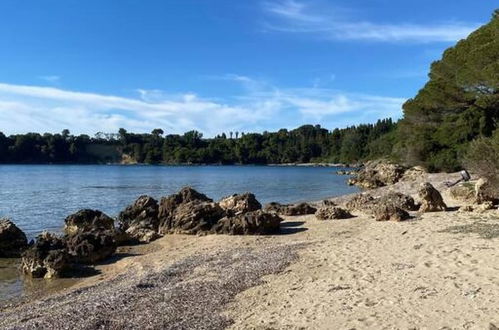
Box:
[118,195,160,243]
[315,207,353,220]
[211,210,282,235]
[218,193,262,215]
[418,183,447,212]
[21,232,68,279]
[0,218,28,257]
[64,209,114,236]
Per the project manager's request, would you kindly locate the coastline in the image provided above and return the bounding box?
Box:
[2,171,499,328]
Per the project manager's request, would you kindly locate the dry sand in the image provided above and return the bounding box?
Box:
[2,171,499,329]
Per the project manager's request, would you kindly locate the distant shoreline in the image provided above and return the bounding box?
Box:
[0,162,359,168]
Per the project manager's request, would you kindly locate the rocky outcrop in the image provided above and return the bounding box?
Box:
[161,201,225,235]
[475,178,497,204]
[64,209,114,236]
[418,183,447,212]
[0,218,28,257]
[378,192,419,211]
[450,184,476,203]
[401,166,427,182]
[345,193,377,212]
[348,160,406,189]
[316,207,353,220]
[211,210,282,235]
[21,232,68,279]
[218,193,262,215]
[373,204,410,222]
[66,229,117,264]
[118,195,161,244]
[263,202,316,216]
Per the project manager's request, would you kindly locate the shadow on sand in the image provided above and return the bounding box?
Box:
[278,221,308,235]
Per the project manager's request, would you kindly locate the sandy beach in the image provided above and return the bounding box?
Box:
[1,172,499,329]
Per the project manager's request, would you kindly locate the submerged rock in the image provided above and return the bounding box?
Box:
[64,209,115,236]
[0,218,28,257]
[21,232,68,279]
[66,229,117,264]
[218,193,262,215]
[211,210,282,235]
[316,207,353,220]
[118,195,161,244]
[418,183,447,212]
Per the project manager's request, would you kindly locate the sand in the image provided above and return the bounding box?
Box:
[2,171,499,329]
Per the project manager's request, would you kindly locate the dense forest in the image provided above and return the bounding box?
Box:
[0,119,396,165]
[0,11,497,170]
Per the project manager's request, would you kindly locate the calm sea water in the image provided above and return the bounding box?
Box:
[0,165,358,302]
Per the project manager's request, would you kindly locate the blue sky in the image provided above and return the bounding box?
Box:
[0,0,495,136]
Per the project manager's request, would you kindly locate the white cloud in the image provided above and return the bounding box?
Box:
[0,80,405,136]
[262,0,480,43]
[38,75,61,83]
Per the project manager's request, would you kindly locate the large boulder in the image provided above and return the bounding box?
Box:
[66,229,117,264]
[21,232,68,279]
[373,204,410,222]
[211,210,282,235]
[64,209,114,236]
[316,207,353,220]
[475,178,497,204]
[263,202,316,216]
[378,192,419,211]
[349,161,406,188]
[345,193,377,212]
[158,187,212,231]
[418,183,447,212]
[160,201,225,235]
[218,193,262,215]
[0,218,28,257]
[118,195,161,244]
[449,183,476,203]
[401,166,427,182]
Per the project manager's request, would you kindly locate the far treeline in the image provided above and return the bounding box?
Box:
[0,11,498,171]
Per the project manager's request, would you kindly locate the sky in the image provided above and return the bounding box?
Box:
[0,0,495,137]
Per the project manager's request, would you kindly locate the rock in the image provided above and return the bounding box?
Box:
[0,218,28,257]
[263,202,285,213]
[373,204,410,222]
[211,210,282,235]
[345,193,377,212]
[118,195,161,244]
[418,183,447,212]
[316,207,353,220]
[459,205,475,212]
[218,193,262,215]
[64,209,114,236]
[378,192,419,211]
[66,229,117,264]
[401,166,427,181]
[21,232,68,279]
[475,178,497,204]
[476,201,495,212]
[282,203,317,216]
[349,160,406,189]
[158,187,212,231]
[161,201,225,235]
[450,184,476,203]
[262,202,316,216]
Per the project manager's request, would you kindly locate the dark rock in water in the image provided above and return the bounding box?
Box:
[0,218,28,257]
[263,202,316,216]
[373,204,410,222]
[316,207,353,220]
[64,209,115,236]
[118,195,161,244]
[66,229,117,264]
[158,187,212,232]
[21,232,68,278]
[378,192,419,211]
[218,193,262,215]
[161,201,225,235]
[212,210,282,235]
[418,182,447,212]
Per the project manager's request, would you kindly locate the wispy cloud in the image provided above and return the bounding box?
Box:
[262,0,480,43]
[0,80,405,136]
[38,75,61,83]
